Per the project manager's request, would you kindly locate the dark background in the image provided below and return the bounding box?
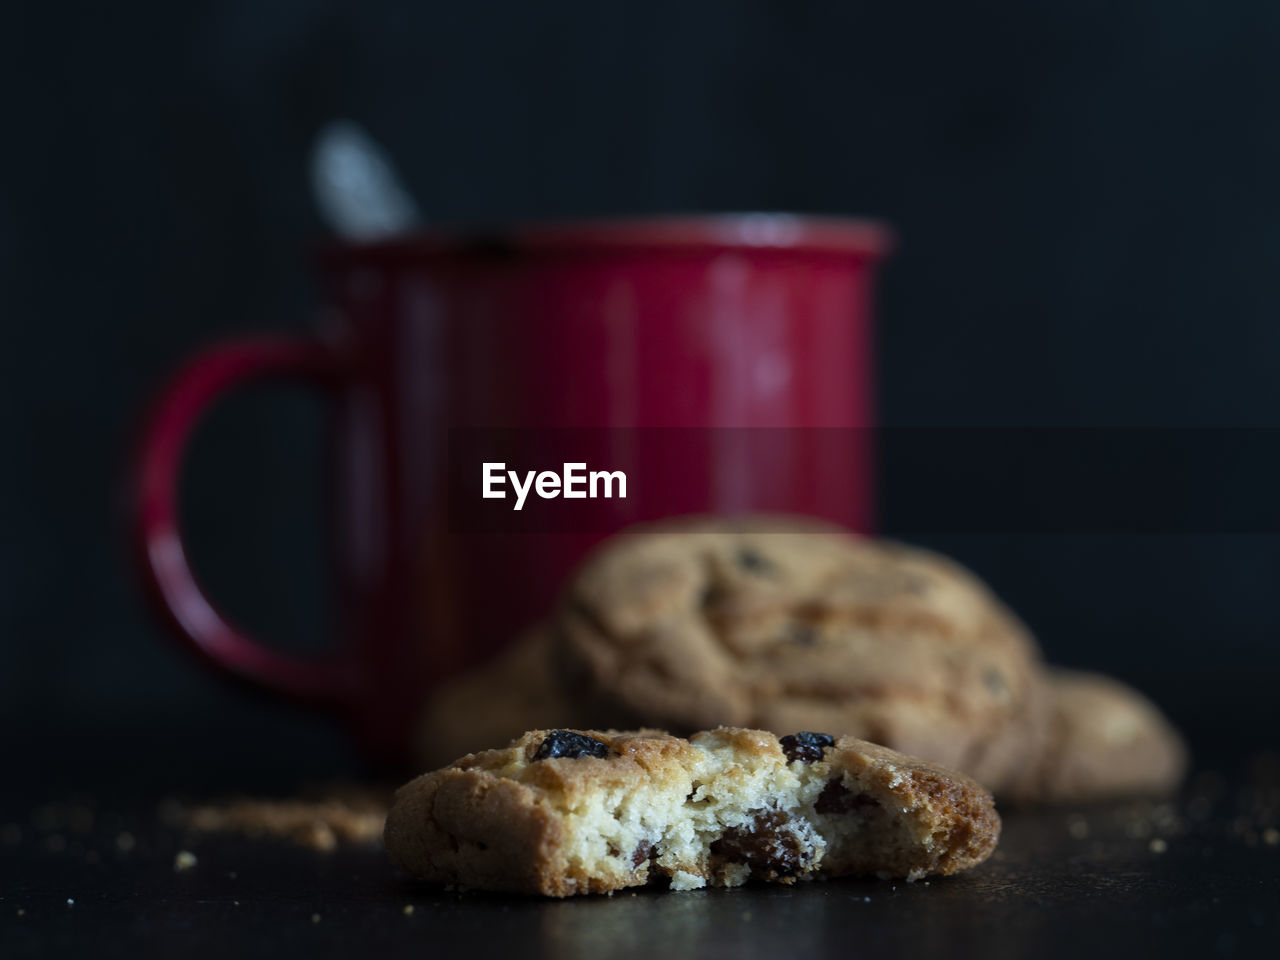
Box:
[4,0,1280,787]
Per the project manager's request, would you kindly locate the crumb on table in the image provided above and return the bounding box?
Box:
[178,788,389,852]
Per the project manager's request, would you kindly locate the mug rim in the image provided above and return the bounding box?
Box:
[314,212,893,263]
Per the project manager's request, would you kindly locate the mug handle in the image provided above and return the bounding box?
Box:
[134,336,355,708]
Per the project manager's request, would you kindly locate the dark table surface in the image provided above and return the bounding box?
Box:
[3,735,1277,960]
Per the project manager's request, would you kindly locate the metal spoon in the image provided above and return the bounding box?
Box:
[309,120,422,241]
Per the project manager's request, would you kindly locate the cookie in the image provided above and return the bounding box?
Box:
[1008,669,1188,803]
[412,626,589,769]
[552,516,1049,793]
[385,727,1001,896]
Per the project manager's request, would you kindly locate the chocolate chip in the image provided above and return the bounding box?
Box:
[815,780,878,815]
[780,732,835,763]
[631,840,654,867]
[532,730,610,761]
[736,547,775,575]
[709,811,815,879]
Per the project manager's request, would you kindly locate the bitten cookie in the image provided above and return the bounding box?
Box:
[552,516,1049,794]
[1008,669,1188,803]
[385,727,1001,897]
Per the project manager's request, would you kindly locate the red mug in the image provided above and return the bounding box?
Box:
[134,214,891,764]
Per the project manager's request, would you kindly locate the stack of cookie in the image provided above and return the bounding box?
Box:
[414,517,1186,802]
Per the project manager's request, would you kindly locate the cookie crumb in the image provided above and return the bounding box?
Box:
[174,850,198,872]
[402,905,415,916]
[183,794,386,851]
[1149,838,1167,854]
[115,832,136,853]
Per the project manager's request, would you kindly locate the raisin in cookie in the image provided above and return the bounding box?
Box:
[552,516,1048,794]
[1007,669,1188,803]
[385,727,1000,897]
